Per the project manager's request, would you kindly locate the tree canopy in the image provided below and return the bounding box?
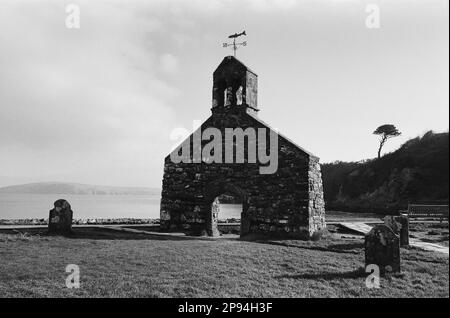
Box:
[373,124,401,158]
[373,124,401,137]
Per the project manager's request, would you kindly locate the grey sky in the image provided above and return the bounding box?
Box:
[0,0,448,188]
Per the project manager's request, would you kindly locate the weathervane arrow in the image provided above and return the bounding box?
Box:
[223,31,247,57]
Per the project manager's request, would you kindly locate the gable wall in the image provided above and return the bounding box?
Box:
[160,110,325,238]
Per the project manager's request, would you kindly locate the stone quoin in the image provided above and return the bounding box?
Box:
[160,56,326,238]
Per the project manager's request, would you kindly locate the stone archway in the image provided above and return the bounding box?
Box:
[204,183,249,237]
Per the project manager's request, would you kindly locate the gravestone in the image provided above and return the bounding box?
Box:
[384,214,409,246]
[396,214,409,246]
[48,199,73,234]
[384,215,400,233]
[365,225,400,275]
[209,197,221,237]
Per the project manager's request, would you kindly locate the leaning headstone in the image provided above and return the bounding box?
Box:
[48,199,73,234]
[384,215,400,233]
[384,214,409,246]
[365,225,400,275]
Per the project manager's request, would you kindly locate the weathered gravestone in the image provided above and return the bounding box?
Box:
[384,214,409,246]
[48,199,73,234]
[365,225,400,275]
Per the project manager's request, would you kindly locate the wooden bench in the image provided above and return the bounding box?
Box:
[407,204,449,222]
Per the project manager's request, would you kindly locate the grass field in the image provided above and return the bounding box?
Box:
[0,227,448,298]
[409,222,449,247]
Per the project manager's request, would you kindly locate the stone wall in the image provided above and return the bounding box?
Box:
[308,157,327,236]
[160,107,326,239]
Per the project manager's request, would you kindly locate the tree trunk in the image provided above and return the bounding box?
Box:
[378,136,386,159]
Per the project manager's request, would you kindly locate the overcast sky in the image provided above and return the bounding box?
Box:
[0,0,448,188]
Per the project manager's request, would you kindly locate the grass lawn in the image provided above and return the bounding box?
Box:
[0,227,448,298]
[409,222,449,247]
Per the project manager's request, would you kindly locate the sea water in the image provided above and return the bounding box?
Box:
[0,193,242,220]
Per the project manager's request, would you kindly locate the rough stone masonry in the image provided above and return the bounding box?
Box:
[160,56,326,239]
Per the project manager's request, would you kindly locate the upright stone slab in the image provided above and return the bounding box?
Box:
[396,214,409,246]
[48,199,73,234]
[384,214,409,246]
[365,225,400,275]
[384,215,400,233]
[209,197,221,237]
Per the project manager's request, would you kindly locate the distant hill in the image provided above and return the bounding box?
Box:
[0,182,160,195]
[321,131,449,214]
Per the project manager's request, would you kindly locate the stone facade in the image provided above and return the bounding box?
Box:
[160,56,326,239]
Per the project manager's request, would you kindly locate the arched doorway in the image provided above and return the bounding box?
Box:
[205,183,249,237]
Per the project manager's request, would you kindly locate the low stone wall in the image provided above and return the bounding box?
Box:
[0,218,159,226]
[218,223,240,234]
[0,219,47,226]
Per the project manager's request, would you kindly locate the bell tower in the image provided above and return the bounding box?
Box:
[212,56,258,116]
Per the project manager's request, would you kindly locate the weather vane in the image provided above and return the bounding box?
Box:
[223,31,247,57]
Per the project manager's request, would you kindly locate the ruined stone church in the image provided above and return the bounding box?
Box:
[160,56,326,239]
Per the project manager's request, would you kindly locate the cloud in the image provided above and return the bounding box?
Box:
[0,0,178,186]
[246,0,298,11]
[0,0,447,188]
[160,53,180,74]
[134,0,298,16]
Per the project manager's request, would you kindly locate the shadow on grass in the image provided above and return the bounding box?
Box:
[275,268,366,281]
[1,227,365,251]
[328,242,364,251]
[1,227,202,241]
[66,228,206,241]
[240,235,363,254]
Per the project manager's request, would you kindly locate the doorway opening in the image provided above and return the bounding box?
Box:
[209,193,249,237]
